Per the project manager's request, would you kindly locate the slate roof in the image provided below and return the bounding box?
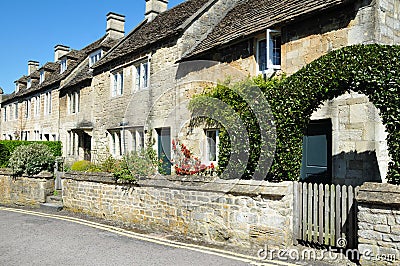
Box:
[2,35,118,104]
[94,0,212,69]
[184,0,354,59]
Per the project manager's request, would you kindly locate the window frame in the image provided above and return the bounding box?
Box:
[27,78,32,89]
[111,70,124,97]
[134,60,150,91]
[60,58,68,73]
[205,129,219,163]
[89,50,103,67]
[257,29,281,73]
[68,91,80,114]
[39,70,45,84]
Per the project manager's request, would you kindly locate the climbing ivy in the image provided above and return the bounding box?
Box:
[189,44,400,184]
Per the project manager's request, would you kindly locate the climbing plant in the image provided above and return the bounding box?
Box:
[189,44,400,184]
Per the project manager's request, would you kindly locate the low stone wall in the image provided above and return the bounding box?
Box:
[0,169,54,207]
[62,172,294,250]
[357,182,400,265]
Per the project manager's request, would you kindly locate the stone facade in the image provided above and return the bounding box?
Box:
[0,169,54,207]
[310,91,389,185]
[62,172,294,250]
[357,182,400,265]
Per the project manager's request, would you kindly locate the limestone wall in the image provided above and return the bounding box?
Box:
[62,172,294,249]
[357,182,400,265]
[0,169,54,207]
[311,91,389,185]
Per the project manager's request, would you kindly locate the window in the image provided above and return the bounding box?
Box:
[40,70,45,84]
[43,92,52,115]
[109,131,123,157]
[21,131,30,141]
[127,128,145,153]
[111,71,123,97]
[25,99,31,118]
[60,59,67,73]
[68,91,80,114]
[2,107,6,122]
[135,61,150,90]
[34,130,40,141]
[27,78,32,89]
[206,129,219,162]
[89,50,102,67]
[257,29,281,72]
[33,96,40,117]
[14,103,18,120]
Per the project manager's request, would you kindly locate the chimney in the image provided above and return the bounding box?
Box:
[54,45,70,62]
[28,61,39,75]
[106,12,125,39]
[145,0,168,22]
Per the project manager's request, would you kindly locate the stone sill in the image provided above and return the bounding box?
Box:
[356,182,400,206]
[0,168,53,180]
[63,172,292,198]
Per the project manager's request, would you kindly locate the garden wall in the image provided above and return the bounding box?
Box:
[0,169,54,206]
[357,182,400,265]
[62,172,294,250]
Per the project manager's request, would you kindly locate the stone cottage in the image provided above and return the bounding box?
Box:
[1,0,398,184]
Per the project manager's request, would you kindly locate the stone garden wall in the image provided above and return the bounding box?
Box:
[0,169,54,207]
[62,172,294,250]
[357,182,400,265]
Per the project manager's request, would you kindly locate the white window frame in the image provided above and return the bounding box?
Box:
[27,78,32,89]
[25,99,31,119]
[257,29,281,73]
[3,106,7,122]
[89,50,103,67]
[127,128,145,153]
[43,92,52,115]
[14,103,18,120]
[111,71,124,97]
[60,59,67,73]
[68,91,80,114]
[134,61,150,91]
[109,131,123,157]
[205,129,219,163]
[33,96,40,117]
[39,70,45,84]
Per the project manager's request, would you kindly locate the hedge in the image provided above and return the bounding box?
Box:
[189,44,400,184]
[0,140,62,168]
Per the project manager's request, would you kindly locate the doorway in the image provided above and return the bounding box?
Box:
[156,128,171,175]
[301,119,332,183]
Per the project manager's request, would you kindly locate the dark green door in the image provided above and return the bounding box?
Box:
[157,128,171,175]
[301,119,332,183]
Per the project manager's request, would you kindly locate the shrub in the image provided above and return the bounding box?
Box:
[71,160,93,171]
[0,140,61,168]
[113,150,158,182]
[9,143,55,176]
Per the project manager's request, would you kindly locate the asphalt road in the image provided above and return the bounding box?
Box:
[0,208,283,266]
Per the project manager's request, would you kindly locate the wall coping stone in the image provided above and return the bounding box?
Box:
[356,182,400,206]
[63,172,292,198]
[0,168,53,180]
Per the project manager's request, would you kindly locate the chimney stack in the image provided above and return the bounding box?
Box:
[145,0,168,22]
[106,12,125,39]
[54,45,70,62]
[28,61,39,75]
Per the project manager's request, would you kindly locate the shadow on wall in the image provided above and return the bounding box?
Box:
[303,150,382,186]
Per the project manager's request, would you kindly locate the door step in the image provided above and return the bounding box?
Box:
[40,202,63,212]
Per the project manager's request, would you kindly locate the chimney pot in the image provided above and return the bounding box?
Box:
[54,45,70,62]
[28,60,39,75]
[145,0,168,22]
[106,12,125,39]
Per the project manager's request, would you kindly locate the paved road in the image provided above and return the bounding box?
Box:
[0,208,288,266]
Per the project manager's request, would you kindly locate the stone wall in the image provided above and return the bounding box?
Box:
[62,172,294,250]
[0,169,54,206]
[357,182,400,265]
[310,91,389,185]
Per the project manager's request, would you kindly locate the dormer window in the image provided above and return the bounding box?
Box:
[257,29,281,72]
[89,50,102,67]
[40,70,45,84]
[27,78,32,89]
[60,59,67,73]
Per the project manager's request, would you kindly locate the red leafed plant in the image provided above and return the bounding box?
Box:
[172,139,215,176]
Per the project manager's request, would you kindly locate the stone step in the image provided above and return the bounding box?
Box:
[46,195,63,204]
[40,203,63,212]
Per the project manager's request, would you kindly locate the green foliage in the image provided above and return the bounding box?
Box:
[189,44,400,184]
[112,150,159,182]
[8,143,56,176]
[0,140,61,168]
[71,160,93,171]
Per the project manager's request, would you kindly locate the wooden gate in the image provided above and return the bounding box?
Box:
[293,182,358,249]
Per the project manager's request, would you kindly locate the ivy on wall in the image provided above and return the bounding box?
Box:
[189,44,400,184]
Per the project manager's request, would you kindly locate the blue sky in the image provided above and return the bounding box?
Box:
[0,0,185,94]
